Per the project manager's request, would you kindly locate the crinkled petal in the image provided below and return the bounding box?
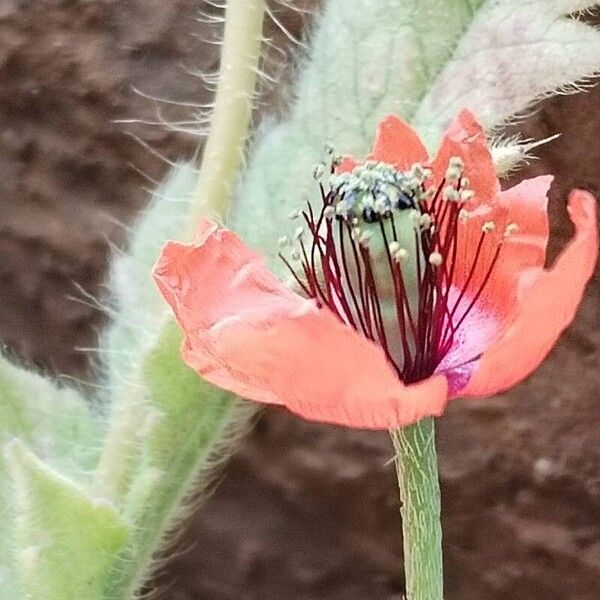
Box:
[432,109,499,205]
[460,190,597,397]
[153,219,448,429]
[369,114,428,169]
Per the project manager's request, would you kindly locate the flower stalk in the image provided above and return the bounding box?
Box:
[94,0,266,505]
[391,417,443,600]
[189,0,266,231]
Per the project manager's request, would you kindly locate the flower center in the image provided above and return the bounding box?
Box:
[280,155,517,384]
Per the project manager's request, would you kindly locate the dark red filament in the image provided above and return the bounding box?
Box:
[280,175,502,384]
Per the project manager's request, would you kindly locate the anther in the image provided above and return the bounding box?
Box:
[290,250,301,261]
[288,209,301,220]
[445,166,462,182]
[482,221,496,234]
[458,208,470,222]
[504,222,519,237]
[358,231,372,246]
[278,235,291,249]
[449,156,464,170]
[419,213,433,230]
[323,205,335,219]
[460,189,475,202]
[294,226,305,240]
[429,252,443,267]
[443,186,460,202]
[335,200,349,219]
[395,248,409,262]
[388,241,401,254]
[313,163,325,180]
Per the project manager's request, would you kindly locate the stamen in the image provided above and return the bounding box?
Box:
[428,252,443,267]
[280,155,508,385]
[443,186,460,202]
[395,248,408,262]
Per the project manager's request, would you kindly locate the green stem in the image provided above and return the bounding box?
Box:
[391,417,443,600]
[92,0,267,504]
[188,0,266,232]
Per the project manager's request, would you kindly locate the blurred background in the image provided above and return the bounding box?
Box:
[0,1,599,599]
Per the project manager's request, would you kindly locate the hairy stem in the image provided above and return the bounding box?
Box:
[189,0,266,232]
[93,0,267,505]
[391,417,443,600]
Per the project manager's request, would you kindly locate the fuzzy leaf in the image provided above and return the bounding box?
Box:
[93,162,202,503]
[104,322,254,599]
[0,356,100,599]
[232,0,486,262]
[96,165,255,599]
[412,0,600,147]
[103,161,199,390]
[4,440,129,600]
[232,0,600,259]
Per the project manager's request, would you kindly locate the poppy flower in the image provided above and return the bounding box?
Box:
[153,110,597,429]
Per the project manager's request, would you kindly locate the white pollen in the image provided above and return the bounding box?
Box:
[359,231,372,246]
[445,166,462,182]
[443,186,460,202]
[482,221,496,233]
[288,209,301,220]
[395,248,409,262]
[290,250,301,261]
[323,205,335,219]
[419,213,432,229]
[460,189,475,202]
[449,156,464,170]
[458,208,471,222]
[504,222,519,237]
[429,252,443,267]
[313,163,325,180]
[388,241,401,254]
[294,226,304,240]
[335,201,349,218]
[423,187,436,200]
[278,235,290,249]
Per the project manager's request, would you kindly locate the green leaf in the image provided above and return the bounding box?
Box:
[4,440,129,600]
[232,0,600,258]
[412,0,600,147]
[102,161,199,391]
[93,162,201,504]
[0,356,101,599]
[105,321,255,599]
[232,0,485,264]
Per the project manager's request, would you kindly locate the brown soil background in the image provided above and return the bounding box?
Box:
[0,2,599,599]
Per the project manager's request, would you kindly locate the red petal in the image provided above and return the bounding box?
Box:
[452,176,552,325]
[431,109,498,205]
[460,190,597,397]
[369,114,428,169]
[153,220,448,429]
